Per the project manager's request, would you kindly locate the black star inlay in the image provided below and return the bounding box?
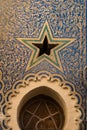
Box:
[33,36,58,56]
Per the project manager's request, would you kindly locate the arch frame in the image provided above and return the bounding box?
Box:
[6,71,84,130]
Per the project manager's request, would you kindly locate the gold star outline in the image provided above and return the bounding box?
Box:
[17,21,75,72]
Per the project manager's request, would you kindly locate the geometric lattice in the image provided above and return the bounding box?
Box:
[19,94,65,130]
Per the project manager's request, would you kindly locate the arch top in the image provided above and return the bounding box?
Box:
[7,71,84,130]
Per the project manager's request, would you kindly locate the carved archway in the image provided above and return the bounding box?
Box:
[7,71,83,130]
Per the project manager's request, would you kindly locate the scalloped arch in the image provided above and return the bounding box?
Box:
[7,71,84,130]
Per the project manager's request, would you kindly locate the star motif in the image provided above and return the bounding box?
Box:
[33,36,58,56]
[17,21,75,72]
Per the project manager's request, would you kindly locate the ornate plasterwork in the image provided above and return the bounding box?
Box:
[6,71,84,130]
[0,0,86,129]
[17,21,75,72]
[0,0,86,93]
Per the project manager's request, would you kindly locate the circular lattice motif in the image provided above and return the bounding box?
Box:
[19,95,65,130]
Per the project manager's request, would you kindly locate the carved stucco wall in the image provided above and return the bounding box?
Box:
[0,0,87,130]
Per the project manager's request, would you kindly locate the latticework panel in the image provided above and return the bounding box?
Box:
[19,95,65,130]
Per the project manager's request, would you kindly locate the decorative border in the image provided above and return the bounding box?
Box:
[4,71,84,130]
[0,70,6,129]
